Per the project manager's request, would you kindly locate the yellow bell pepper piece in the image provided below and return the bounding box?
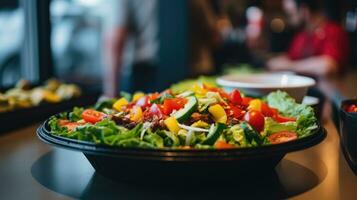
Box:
[190,84,207,97]
[130,106,143,121]
[132,92,145,101]
[208,104,227,124]
[164,117,180,134]
[248,99,262,111]
[113,97,128,111]
[191,120,209,128]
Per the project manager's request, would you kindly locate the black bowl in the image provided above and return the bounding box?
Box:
[37,119,326,183]
[340,99,357,175]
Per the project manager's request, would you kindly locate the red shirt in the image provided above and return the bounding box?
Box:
[288,21,349,68]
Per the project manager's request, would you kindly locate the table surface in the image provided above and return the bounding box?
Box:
[1,119,357,200]
[1,70,357,200]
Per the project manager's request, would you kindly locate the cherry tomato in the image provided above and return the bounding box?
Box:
[162,98,187,115]
[136,96,151,108]
[82,109,107,124]
[273,115,296,123]
[241,97,253,107]
[268,131,298,144]
[244,110,265,132]
[215,141,235,149]
[229,89,242,105]
[346,104,357,113]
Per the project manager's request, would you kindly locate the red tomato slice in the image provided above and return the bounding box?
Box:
[136,96,151,108]
[244,110,265,132]
[241,97,253,107]
[226,105,245,119]
[81,109,107,124]
[274,115,296,123]
[215,141,235,149]
[148,92,160,101]
[268,131,298,144]
[58,119,82,131]
[229,89,242,105]
[261,103,277,117]
[162,98,187,115]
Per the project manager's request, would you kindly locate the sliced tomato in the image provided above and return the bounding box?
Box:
[81,109,107,124]
[244,110,265,132]
[136,96,151,108]
[162,98,187,115]
[148,92,160,101]
[241,97,253,107]
[261,103,278,117]
[226,105,245,119]
[274,114,296,123]
[58,119,81,131]
[268,131,298,144]
[215,141,235,149]
[229,89,242,105]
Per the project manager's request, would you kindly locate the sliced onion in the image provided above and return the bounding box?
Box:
[178,124,210,132]
[185,130,194,146]
[140,122,152,140]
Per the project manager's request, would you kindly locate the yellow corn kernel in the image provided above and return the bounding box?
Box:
[248,99,262,111]
[113,97,128,111]
[164,117,180,134]
[130,106,143,121]
[132,92,145,101]
[208,104,227,124]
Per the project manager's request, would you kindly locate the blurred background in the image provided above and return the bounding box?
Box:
[0,0,356,94]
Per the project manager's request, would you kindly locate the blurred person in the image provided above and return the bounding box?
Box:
[103,0,158,97]
[189,0,222,76]
[266,0,349,76]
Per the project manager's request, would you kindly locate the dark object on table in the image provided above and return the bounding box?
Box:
[37,119,326,183]
[340,99,357,175]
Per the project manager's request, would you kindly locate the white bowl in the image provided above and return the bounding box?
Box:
[217,73,316,102]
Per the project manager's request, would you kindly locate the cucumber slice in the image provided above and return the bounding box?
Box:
[202,123,227,145]
[172,96,198,122]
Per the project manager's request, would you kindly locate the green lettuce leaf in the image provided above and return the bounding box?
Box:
[266,91,318,137]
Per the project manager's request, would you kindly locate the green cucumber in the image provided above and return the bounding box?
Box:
[241,122,263,145]
[173,96,198,122]
[202,123,227,145]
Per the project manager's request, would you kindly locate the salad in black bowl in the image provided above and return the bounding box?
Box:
[37,84,325,183]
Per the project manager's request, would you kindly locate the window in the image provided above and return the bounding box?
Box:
[50,0,105,90]
[0,0,24,87]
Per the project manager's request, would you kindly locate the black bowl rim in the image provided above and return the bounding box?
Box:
[37,117,326,161]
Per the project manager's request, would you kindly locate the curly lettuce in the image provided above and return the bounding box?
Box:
[266,91,318,137]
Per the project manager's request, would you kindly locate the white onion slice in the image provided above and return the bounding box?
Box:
[178,124,210,132]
